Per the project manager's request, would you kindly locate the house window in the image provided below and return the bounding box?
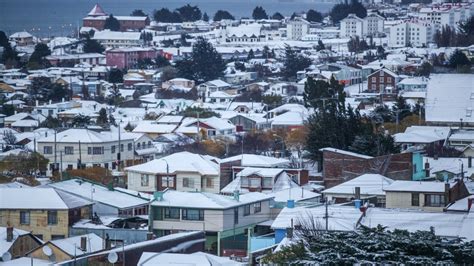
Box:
[234,208,239,224]
[111,145,116,154]
[380,77,384,82]
[20,211,30,225]
[371,77,376,82]
[254,202,261,213]
[161,176,174,188]
[137,143,141,150]
[244,204,250,216]
[51,235,65,240]
[141,174,149,186]
[47,211,58,225]
[64,146,74,155]
[183,178,194,188]
[43,146,53,154]
[128,143,133,151]
[425,194,445,207]
[411,193,419,206]
[182,209,204,221]
[164,207,180,219]
[387,77,392,83]
[90,147,103,155]
[206,178,213,188]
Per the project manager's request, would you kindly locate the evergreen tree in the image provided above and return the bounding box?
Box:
[262,46,273,59]
[39,115,62,128]
[330,0,367,23]
[234,62,246,72]
[271,12,284,20]
[28,43,51,69]
[131,9,147,17]
[108,68,124,83]
[417,62,433,77]
[176,4,202,22]
[252,6,268,20]
[448,49,471,69]
[306,9,323,22]
[0,31,18,67]
[154,8,182,23]
[83,37,104,53]
[316,40,325,51]
[155,55,170,68]
[213,10,234,21]
[104,15,121,31]
[282,45,312,79]
[175,37,225,82]
[202,12,210,22]
[72,115,91,128]
[247,49,255,60]
[97,108,109,126]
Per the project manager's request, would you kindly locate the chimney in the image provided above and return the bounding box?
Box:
[146,232,153,240]
[468,157,472,168]
[104,234,111,249]
[6,226,13,242]
[35,100,39,107]
[468,198,473,212]
[425,160,430,177]
[444,183,450,205]
[355,187,361,200]
[287,199,295,208]
[80,236,87,251]
[233,190,240,202]
[49,100,52,105]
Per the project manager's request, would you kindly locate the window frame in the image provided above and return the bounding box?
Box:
[47,210,58,225]
[20,210,30,225]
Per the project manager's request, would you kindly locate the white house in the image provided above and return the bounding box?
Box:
[37,128,135,172]
[125,151,221,193]
[149,190,273,254]
[93,31,142,48]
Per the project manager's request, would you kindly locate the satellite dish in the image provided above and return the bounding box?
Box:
[42,246,53,257]
[108,252,118,264]
[1,252,12,262]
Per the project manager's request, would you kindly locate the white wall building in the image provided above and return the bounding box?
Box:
[37,128,135,173]
[286,18,310,40]
[388,21,436,48]
[340,14,364,38]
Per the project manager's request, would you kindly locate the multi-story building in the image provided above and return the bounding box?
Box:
[83,4,150,32]
[0,188,92,241]
[149,190,273,255]
[388,20,436,48]
[340,14,364,38]
[106,48,159,69]
[92,31,142,48]
[340,13,385,38]
[37,128,135,172]
[367,68,400,93]
[125,151,221,193]
[418,3,473,29]
[286,18,310,40]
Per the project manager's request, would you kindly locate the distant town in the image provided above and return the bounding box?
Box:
[0,0,473,265]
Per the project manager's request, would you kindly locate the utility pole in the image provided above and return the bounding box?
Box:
[325,198,328,231]
[118,122,121,171]
[196,111,200,143]
[54,130,57,173]
[78,141,82,169]
[60,151,63,181]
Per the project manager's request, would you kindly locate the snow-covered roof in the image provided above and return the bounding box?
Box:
[361,208,474,241]
[151,190,273,210]
[93,31,141,41]
[37,128,133,143]
[9,31,33,38]
[319,148,373,159]
[394,126,450,144]
[323,174,394,197]
[50,233,103,256]
[271,111,307,126]
[0,188,86,210]
[0,226,37,255]
[125,151,219,176]
[132,121,178,134]
[271,205,362,230]
[425,74,474,124]
[446,195,474,212]
[47,179,148,209]
[138,252,244,266]
[383,180,448,193]
[220,154,290,167]
[424,157,474,177]
[87,4,107,16]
